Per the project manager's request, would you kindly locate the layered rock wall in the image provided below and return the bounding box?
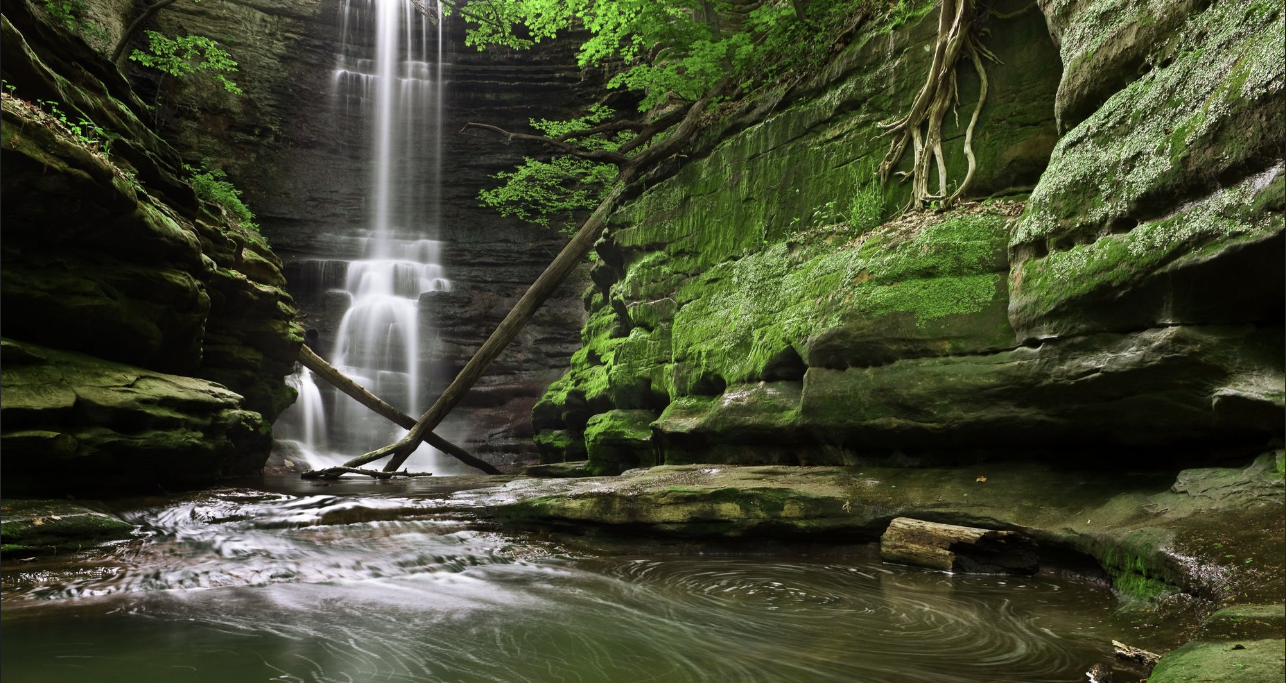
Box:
[532,0,1285,473]
[0,1,301,493]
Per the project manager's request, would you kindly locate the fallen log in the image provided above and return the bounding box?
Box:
[1112,640,1160,669]
[880,517,1038,574]
[296,344,502,475]
[301,466,433,480]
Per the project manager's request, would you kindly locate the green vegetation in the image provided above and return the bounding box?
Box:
[478,105,624,233]
[455,0,880,233]
[847,161,884,234]
[130,31,243,95]
[456,0,872,110]
[40,0,108,44]
[35,99,114,154]
[184,159,257,230]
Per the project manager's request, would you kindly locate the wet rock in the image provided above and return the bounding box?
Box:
[0,499,134,557]
[486,459,1283,608]
[521,461,592,478]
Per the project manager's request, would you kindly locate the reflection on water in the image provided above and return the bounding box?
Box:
[1,484,1120,683]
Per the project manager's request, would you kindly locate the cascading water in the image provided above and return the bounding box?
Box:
[276,0,453,472]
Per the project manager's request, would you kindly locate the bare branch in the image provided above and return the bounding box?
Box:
[459,122,629,165]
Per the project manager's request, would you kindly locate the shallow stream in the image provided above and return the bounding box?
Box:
[2,477,1132,682]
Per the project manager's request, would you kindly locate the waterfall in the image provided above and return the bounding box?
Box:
[276,0,455,473]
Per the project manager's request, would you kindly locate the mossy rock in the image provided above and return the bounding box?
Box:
[1148,639,1285,683]
[533,429,588,464]
[0,339,272,496]
[1201,605,1286,641]
[1012,0,1285,338]
[584,409,658,475]
[0,499,134,557]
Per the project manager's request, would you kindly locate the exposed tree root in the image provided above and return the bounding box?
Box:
[879,0,999,210]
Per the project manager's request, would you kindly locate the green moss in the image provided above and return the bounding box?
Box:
[1100,544,1181,607]
[533,429,588,463]
[669,210,1010,387]
[584,409,657,475]
[1148,639,1285,683]
[1017,0,1284,248]
[1014,167,1282,319]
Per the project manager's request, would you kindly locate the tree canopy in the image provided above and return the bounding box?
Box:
[445,0,872,231]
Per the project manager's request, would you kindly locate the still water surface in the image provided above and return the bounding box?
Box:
[2,478,1123,682]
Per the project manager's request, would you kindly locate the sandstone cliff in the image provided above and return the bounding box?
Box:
[530,0,1284,473]
[0,0,302,493]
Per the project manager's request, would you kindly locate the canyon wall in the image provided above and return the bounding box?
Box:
[1,0,301,493]
[530,0,1285,473]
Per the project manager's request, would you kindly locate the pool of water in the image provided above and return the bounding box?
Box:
[1,479,1127,682]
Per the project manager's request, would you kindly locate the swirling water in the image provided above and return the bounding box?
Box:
[1,482,1122,682]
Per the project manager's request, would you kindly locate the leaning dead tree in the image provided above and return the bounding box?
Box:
[297,344,502,477]
[328,82,725,475]
[879,0,998,209]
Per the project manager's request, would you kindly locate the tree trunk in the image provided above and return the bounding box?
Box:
[880,517,1038,575]
[297,344,502,475]
[351,175,634,472]
[340,83,722,474]
[111,0,181,65]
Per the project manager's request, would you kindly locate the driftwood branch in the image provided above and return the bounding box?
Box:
[111,0,181,64]
[301,466,434,480]
[344,83,725,473]
[1112,640,1161,668]
[296,344,502,475]
[880,517,1038,574]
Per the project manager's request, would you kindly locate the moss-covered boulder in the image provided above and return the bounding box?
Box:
[583,409,658,475]
[1148,639,1285,683]
[0,499,135,557]
[1,339,272,494]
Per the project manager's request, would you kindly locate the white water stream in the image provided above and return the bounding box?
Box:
[277,0,454,472]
